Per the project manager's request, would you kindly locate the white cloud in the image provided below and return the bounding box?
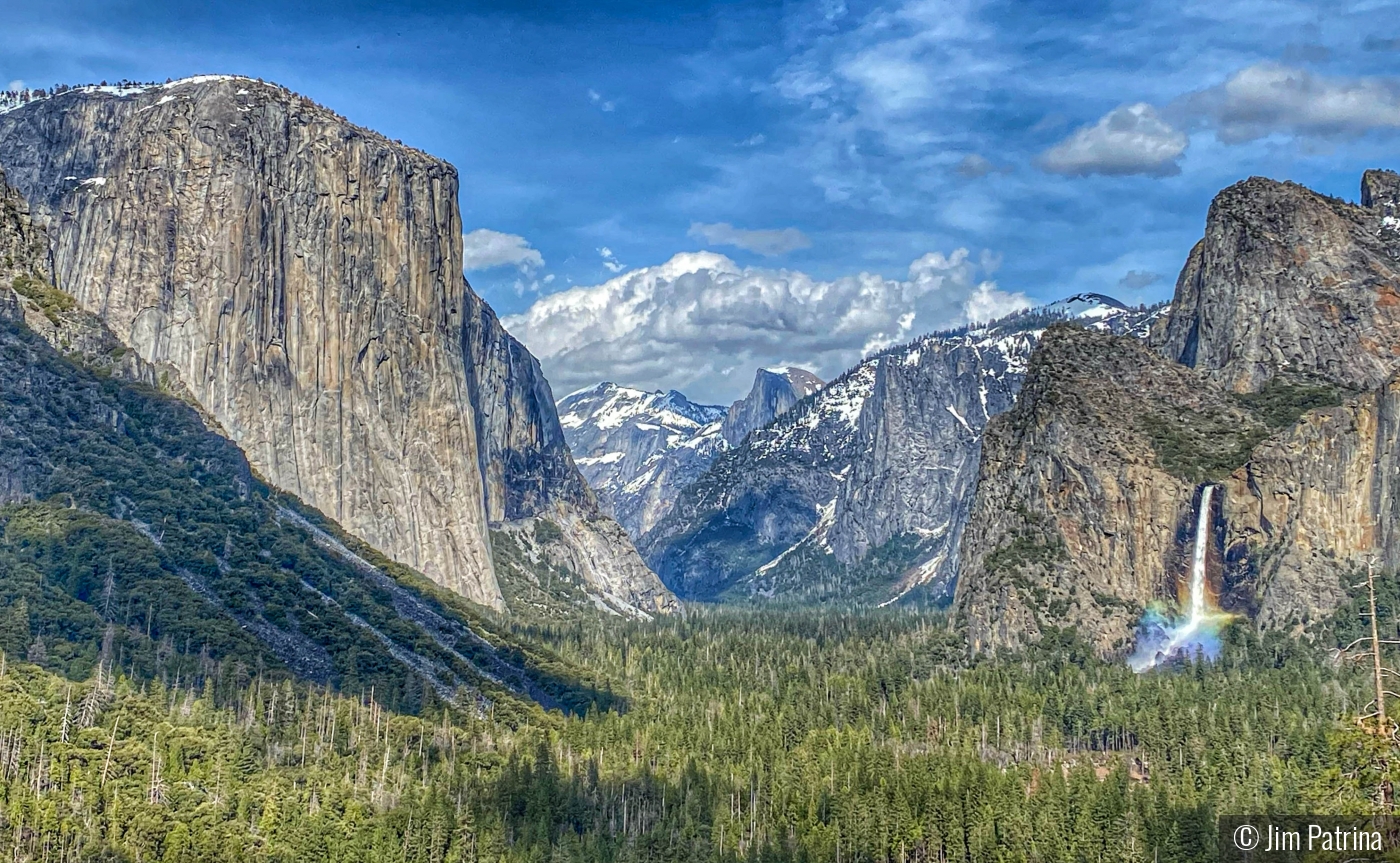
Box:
[462,229,544,273]
[587,88,616,112]
[5,80,23,93]
[503,248,1026,402]
[1038,103,1188,177]
[599,247,625,273]
[1179,63,1400,143]
[688,222,812,256]
[756,0,1005,208]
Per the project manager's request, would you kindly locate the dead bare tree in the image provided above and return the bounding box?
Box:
[1333,556,1400,811]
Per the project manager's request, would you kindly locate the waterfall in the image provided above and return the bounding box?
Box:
[1128,484,1229,671]
[1186,484,1214,626]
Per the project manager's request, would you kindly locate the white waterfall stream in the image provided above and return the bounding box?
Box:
[1128,484,1228,671]
[1185,483,1214,628]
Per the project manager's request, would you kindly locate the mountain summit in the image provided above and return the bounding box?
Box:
[721,368,825,446]
[558,367,823,537]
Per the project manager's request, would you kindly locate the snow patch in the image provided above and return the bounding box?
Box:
[946,404,972,432]
[576,451,626,466]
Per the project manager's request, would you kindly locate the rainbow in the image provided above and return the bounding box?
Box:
[1128,484,1234,671]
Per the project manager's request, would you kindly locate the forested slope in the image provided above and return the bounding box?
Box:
[0,606,1389,861]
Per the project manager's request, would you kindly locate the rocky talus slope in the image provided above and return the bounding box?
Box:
[0,77,672,617]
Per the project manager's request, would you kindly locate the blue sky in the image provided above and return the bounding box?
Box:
[3,0,1400,402]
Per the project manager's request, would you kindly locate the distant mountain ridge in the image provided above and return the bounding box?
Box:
[558,367,823,537]
[558,384,728,538]
[635,296,1168,604]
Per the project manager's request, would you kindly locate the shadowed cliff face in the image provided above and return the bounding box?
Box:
[0,77,674,617]
[461,289,678,617]
[0,165,49,289]
[1151,170,1400,394]
[1221,374,1400,634]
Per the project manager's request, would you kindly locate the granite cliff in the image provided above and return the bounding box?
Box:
[958,171,1400,656]
[953,326,1266,655]
[0,165,608,712]
[1152,170,1400,393]
[721,368,824,446]
[0,77,672,617]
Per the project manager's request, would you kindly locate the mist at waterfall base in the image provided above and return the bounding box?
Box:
[1127,604,1232,671]
[1128,485,1233,672]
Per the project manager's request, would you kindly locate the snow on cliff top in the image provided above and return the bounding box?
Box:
[1,76,261,115]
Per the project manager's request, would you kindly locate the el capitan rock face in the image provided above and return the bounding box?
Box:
[0,77,673,616]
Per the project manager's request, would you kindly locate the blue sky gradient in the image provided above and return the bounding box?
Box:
[4,0,1399,400]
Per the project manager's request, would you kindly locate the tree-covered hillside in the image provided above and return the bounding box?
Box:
[0,304,613,723]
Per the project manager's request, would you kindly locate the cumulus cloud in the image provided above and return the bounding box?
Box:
[503,249,1027,403]
[462,229,544,273]
[1038,103,1188,177]
[688,222,812,256]
[1179,63,1400,143]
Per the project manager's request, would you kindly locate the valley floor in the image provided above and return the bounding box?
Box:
[0,605,1391,862]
